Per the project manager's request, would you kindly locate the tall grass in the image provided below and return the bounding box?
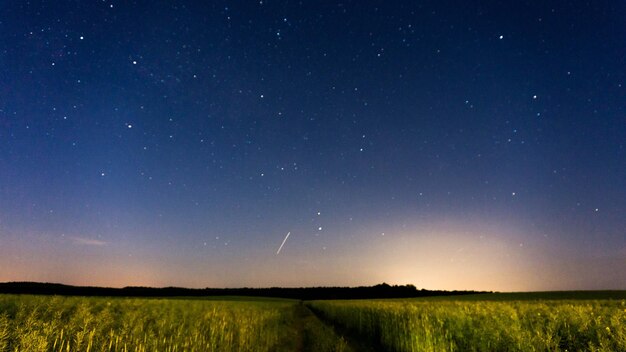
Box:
[307,299,626,352]
[0,295,294,352]
[4,294,624,351]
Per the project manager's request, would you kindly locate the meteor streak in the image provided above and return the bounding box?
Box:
[276,232,291,255]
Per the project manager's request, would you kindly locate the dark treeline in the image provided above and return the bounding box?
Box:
[0,282,489,300]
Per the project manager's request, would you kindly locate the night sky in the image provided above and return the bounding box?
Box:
[1,1,624,291]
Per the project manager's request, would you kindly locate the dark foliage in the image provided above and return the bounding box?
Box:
[0,282,488,300]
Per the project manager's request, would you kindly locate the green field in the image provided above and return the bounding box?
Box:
[0,292,625,351]
[308,293,626,352]
[0,295,350,352]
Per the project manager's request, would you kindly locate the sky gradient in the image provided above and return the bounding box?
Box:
[1,1,625,291]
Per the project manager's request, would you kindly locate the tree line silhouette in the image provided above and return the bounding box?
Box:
[0,282,488,300]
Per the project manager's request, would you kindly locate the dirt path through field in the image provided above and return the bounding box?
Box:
[302,304,384,352]
[289,302,377,352]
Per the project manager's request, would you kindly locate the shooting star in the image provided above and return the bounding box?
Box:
[276,232,291,255]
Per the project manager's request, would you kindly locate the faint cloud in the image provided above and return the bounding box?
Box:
[70,237,107,246]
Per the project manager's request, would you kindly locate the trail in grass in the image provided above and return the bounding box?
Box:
[290,302,376,352]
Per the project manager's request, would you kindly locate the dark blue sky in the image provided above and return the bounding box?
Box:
[1,1,624,290]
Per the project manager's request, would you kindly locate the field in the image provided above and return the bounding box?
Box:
[0,292,625,351]
[0,295,349,352]
[308,294,626,352]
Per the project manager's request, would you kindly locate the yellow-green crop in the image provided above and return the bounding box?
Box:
[307,299,626,352]
[0,295,294,352]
